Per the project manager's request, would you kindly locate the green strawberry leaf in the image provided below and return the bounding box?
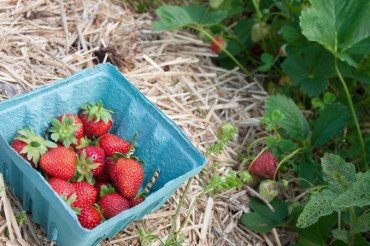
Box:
[311,103,350,147]
[321,153,356,194]
[297,150,322,188]
[241,198,288,233]
[332,229,349,244]
[282,22,305,46]
[281,43,336,96]
[332,170,370,209]
[152,5,227,30]
[349,210,370,234]
[265,94,309,141]
[214,0,244,18]
[300,0,370,66]
[296,189,338,228]
[295,213,337,246]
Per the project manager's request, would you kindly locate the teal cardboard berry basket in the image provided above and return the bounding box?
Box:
[0,64,207,246]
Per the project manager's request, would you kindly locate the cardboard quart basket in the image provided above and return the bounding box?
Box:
[0,64,207,246]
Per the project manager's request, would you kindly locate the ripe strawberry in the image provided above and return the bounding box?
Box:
[48,178,76,199]
[99,193,129,219]
[128,194,145,208]
[96,153,124,182]
[251,44,263,58]
[77,206,102,229]
[110,158,143,199]
[71,181,97,208]
[77,147,105,176]
[11,127,57,168]
[49,114,83,148]
[210,36,227,54]
[40,146,76,180]
[249,152,276,179]
[80,101,113,138]
[96,134,130,158]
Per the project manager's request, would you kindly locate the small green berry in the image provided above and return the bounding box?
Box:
[258,180,279,202]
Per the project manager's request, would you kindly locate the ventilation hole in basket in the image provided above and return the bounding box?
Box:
[92,234,106,246]
[144,169,160,194]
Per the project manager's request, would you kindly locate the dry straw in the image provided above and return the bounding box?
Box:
[0,0,286,245]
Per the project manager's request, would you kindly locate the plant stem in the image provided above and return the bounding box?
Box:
[273,148,302,180]
[171,190,205,241]
[334,56,368,170]
[246,137,267,161]
[252,0,268,53]
[166,177,193,243]
[194,26,254,79]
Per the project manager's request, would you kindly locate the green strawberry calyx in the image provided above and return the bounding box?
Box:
[16,127,57,167]
[60,193,81,215]
[75,136,92,150]
[74,150,100,185]
[49,115,82,148]
[100,185,116,199]
[81,101,113,124]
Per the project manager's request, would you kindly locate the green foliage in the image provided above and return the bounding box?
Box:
[311,103,350,147]
[295,213,337,246]
[349,210,370,234]
[297,154,370,229]
[281,44,336,96]
[332,171,370,209]
[152,5,227,30]
[205,170,242,194]
[265,94,309,141]
[300,0,370,66]
[258,53,278,72]
[241,197,288,233]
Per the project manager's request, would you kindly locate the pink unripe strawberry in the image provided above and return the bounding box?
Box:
[210,36,227,54]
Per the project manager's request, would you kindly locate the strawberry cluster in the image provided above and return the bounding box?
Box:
[244,152,279,202]
[10,101,145,229]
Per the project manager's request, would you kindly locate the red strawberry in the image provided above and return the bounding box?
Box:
[249,152,276,179]
[11,127,57,168]
[251,44,263,58]
[40,146,76,180]
[128,195,145,208]
[80,101,113,138]
[71,181,97,208]
[110,158,143,199]
[210,36,226,54]
[99,193,129,219]
[77,207,102,229]
[96,159,116,182]
[96,153,124,182]
[48,178,76,199]
[49,114,83,148]
[96,134,130,158]
[77,147,105,176]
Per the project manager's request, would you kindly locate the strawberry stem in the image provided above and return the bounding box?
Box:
[126,132,137,158]
[272,148,303,180]
[247,146,268,172]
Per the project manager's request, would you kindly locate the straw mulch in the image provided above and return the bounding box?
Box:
[0,0,286,245]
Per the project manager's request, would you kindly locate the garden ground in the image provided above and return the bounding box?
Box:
[0,0,294,245]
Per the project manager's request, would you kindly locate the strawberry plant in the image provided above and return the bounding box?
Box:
[151,0,369,244]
